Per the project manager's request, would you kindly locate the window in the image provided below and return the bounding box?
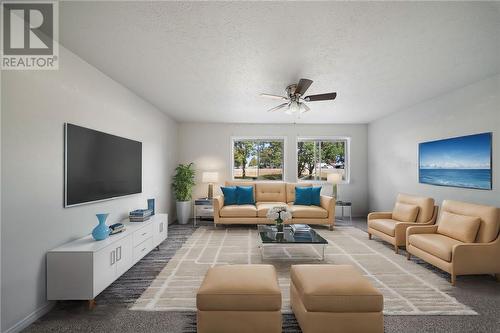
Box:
[232,137,284,181]
[297,137,350,182]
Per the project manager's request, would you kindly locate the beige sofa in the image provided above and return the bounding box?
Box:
[213,182,335,230]
[407,200,500,285]
[367,194,438,253]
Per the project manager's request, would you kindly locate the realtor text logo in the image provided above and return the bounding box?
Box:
[1,1,58,70]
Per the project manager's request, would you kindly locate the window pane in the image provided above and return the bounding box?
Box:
[233,140,258,180]
[319,141,346,180]
[257,141,283,180]
[297,141,317,180]
[233,139,283,181]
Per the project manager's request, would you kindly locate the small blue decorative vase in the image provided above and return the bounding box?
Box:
[92,213,110,241]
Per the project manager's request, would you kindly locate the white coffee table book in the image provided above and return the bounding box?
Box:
[47,213,168,306]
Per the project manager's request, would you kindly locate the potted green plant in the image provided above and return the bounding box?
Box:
[172,163,196,224]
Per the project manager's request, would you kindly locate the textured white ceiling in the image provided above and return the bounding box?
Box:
[60,1,500,124]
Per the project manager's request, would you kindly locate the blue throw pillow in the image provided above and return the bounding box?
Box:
[236,186,254,205]
[221,186,237,205]
[311,186,322,206]
[295,187,312,205]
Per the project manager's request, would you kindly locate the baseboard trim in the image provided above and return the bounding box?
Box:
[4,301,55,333]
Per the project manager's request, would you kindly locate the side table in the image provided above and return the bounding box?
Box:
[336,200,352,223]
[194,198,214,227]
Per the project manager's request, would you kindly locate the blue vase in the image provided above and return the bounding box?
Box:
[92,213,110,241]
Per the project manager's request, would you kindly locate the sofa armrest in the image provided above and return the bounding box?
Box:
[367,212,392,221]
[213,195,224,223]
[407,224,438,236]
[406,225,438,247]
[394,222,418,244]
[452,237,500,274]
[320,195,335,222]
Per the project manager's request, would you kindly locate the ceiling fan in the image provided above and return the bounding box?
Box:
[260,78,337,115]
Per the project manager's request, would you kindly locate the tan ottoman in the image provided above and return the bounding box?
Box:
[196,264,282,333]
[291,265,384,333]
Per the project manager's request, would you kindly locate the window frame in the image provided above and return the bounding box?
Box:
[230,136,287,182]
[295,136,351,184]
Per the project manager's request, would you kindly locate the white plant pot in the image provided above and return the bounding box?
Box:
[176,201,192,225]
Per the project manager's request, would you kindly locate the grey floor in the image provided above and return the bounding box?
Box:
[24,218,500,333]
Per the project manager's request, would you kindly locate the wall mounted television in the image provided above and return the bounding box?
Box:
[64,123,142,207]
[419,132,492,190]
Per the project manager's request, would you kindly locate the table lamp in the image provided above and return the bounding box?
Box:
[202,171,219,199]
[327,173,342,200]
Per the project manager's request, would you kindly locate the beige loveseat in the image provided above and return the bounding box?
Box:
[213,182,335,230]
[406,200,500,285]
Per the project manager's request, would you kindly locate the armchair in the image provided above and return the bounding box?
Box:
[406,200,500,285]
[368,194,438,253]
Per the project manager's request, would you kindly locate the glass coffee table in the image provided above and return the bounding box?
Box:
[258,225,328,261]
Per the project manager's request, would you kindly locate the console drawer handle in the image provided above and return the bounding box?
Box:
[141,232,147,236]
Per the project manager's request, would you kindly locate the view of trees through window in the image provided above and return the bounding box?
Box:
[297,139,347,181]
[233,139,284,180]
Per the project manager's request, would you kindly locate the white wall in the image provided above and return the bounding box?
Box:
[1,46,178,332]
[368,74,500,211]
[178,123,368,216]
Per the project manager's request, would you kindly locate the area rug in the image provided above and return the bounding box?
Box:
[131,226,477,316]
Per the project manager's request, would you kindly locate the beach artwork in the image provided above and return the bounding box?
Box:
[419,133,492,190]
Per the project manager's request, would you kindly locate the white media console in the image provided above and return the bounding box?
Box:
[47,214,168,305]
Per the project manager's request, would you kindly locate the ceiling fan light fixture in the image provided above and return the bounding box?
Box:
[289,101,299,113]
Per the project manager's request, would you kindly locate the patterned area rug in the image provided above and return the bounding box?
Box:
[131,226,477,316]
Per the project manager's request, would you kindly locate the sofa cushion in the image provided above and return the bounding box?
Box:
[295,187,312,205]
[220,186,237,205]
[441,200,499,243]
[437,211,481,243]
[286,183,312,203]
[311,186,322,206]
[256,202,287,218]
[408,234,462,262]
[255,183,286,203]
[197,265,281,311]
[291,205,328,218]
[291,265,383,312]
[369,219,397,237]
[392,202,419,222]
[236,186,255,205]
[396,194,434,223]
[220,205,257,217]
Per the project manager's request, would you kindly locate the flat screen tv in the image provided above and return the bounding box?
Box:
[419,132,492,190]
[64,123,142,207]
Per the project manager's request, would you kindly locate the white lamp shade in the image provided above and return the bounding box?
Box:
[202,171,219,183]
[327,173,342,184]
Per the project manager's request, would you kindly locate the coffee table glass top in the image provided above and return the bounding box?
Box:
[258,225,328,244]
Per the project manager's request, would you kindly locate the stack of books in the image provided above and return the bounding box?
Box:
[129,209,153,222]
[291,224,313,241]
[109,223,125,235]
[291,224,311,234]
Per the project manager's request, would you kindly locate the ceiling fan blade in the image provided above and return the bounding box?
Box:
[304,92,337,102]
[267,102,290,112]
[295,79,313,96]
[260,93,288,101]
